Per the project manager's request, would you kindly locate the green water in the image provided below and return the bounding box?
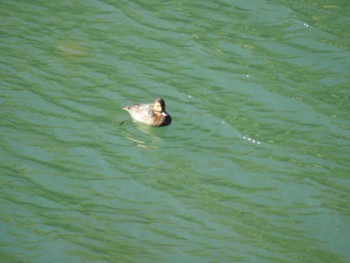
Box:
[1,0,349,262]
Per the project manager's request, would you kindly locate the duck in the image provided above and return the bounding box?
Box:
[122,98,172,127]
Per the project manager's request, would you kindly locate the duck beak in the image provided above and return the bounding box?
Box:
[161,111,168,116]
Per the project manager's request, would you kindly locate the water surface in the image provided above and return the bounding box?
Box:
[1,0,349,262]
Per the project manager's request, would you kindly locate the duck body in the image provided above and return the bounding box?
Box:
[122,98,172,127]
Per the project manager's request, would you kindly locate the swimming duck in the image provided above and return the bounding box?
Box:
[122,98,172,127]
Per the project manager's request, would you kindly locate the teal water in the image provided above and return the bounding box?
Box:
[1,0,349,262]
